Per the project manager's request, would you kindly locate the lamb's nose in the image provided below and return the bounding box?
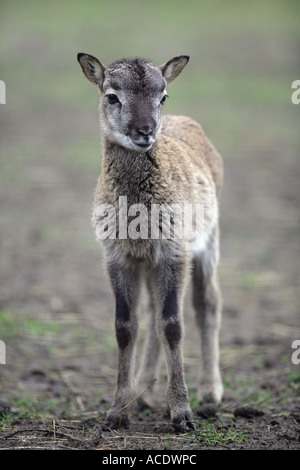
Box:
[138,126,153,138]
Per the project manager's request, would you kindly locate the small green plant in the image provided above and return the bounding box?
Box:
[289,371,300,396]
[289,370,300,384]
[276,410,290,419]
[12,394,37,419]
[246,391,272,406]
[166,435,174,450]
[239,272,260,291]
[0,411,14,430]
[187,420,246,446]
[0,311,18,337]
[0,310,61,339]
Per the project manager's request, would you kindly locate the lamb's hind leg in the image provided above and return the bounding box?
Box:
[192,228,223,405]
[106,261,141,429]
[136,274,161,409]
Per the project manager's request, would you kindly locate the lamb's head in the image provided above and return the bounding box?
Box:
[77,54,189,151]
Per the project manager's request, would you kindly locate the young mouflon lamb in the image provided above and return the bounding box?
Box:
[77,53,224,432]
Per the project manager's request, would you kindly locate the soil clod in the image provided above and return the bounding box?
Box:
[234,406,264,419]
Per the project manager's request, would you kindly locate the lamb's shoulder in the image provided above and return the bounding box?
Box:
[161,115,223,197]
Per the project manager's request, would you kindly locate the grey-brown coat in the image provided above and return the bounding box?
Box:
[77,53,224,432]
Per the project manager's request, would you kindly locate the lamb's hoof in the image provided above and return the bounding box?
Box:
[198,381,223,405]
[196,403,217,419]
[172,410,196,433]
[105,412,130,430]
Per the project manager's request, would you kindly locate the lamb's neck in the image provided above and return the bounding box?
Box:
[103,140,143,165]
[102,139,159,204]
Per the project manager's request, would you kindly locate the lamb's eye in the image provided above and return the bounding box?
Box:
[107,94,119,105]
[160,95,168,105]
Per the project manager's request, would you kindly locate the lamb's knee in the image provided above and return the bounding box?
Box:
[163,320,182,351]
[194,276,220,309]
[160,290,183,350]
[116,293,130,322]
[162,288,179,320]
[116,322,132,349]
[115,294,137,349]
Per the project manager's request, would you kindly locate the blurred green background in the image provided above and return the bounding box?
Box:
[0,0,299,370]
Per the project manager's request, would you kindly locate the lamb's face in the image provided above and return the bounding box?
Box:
[77,53,189,151]
[100,58,168,151]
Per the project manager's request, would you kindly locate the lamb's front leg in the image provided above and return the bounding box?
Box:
[106,262,140,429]
[156,259,195,433]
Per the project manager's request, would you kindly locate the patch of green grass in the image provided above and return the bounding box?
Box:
[24,317,61,338]
[281,354,291,365]
[289,370,300,384]
[0,310,61,339]
[11,393,37,419]
[142,409,154,419]
[8,386,72,421]
[239,272,261,292]
[276,410,290,419]
[0,310,19,337]
[246,391,272,407]
[187,420,246,446]
[0,411,14,430]
[289,370,300,397]
[223,372,258,393]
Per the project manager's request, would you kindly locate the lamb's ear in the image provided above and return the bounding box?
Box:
[160,55,190,84]
[77,53,106,90]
